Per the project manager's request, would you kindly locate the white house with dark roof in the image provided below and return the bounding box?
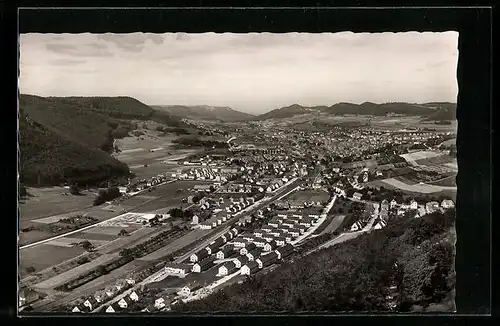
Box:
[218,262,238,276]
[164,263,191,278]
[241,261,260,275]
[275,244,294,260]
[233,256,249,268]
[216,246,234,260]
[239,242,257,255]
[441,199,455,209]
[192,257,216,273]
[105,305,116,313]
[256,252,279,268]
[246,249,262,261]
[190,249,209,262]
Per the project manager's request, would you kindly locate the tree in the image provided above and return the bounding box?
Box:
[81,240,94,251]
[20,186,27,197]
[118,229,129,237]
[69,184,80,195]
[26,266,36,274]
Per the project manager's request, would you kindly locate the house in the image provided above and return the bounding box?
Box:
[164,263,191,278]
[155,298,166,309]
[231,227,239,236]
[129,291,139,302]
[190,249,209,262]
[83,298,95,311]
[178,283,203,297]
[353,192,363,200]
[233,255,249,268]
[390,199,398,209]
[262,234,275,242]
[216,246,234,260]
[117,298,129,309]
[289,229,300,238]
[239,242,257,255]
[232,237,247,248]
[263,240,278,252]
[192,257,216,273]
[224,231,234,240]
[253,237,267,248]
[246,249,262,261]
[243,234,255,242]
[415,206,427,218]
[275,237,287,246]
[262,226,273,233]
[350,221,364,231]
[72,306,81,313]
[441,199,455,209]
[241,261,260,275]
[373,218,387,230]
[218,262,238,276]
[410,199,418,210]
[426,201,440,214]
[275,244,294,260]
[256,252,279,268]
[105,305,116,313]
[268,220,280,228]
[18,288,39,307]
[253,229,264,238]
[298,219,312,228]
[297,226,306,234]
[381,199,389,211]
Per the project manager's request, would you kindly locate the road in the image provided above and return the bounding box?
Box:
[20,180,177,250]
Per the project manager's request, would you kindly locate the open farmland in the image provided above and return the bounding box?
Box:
[284,189,330,203]
[400,150,446,164]
[137,229,214,262]
[33,253,119,290]
[20,244,86,276]
[376,178,457,194]
[19,187,95,222]
[318,215,346,236]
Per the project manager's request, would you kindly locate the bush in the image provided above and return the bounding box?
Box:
[77,256,90,265]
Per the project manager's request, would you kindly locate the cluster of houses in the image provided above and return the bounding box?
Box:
[349,198,456,232]
[126,174,169,193]
[197,196,257,230]
[71,278,137,313]
[173,167,228,182]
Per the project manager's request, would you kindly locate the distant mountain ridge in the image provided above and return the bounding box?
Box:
[253,102,456,121]
[152,105,255,122]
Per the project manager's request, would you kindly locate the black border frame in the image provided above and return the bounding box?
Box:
[1,2,493,323]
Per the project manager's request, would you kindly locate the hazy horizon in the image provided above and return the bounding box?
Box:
[19,32,458,114]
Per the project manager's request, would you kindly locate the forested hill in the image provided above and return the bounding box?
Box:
[18,95,187,187]
[19,111,130,186]
[254,102,456,121]
[153,105,255,122]
[173,209,456,313]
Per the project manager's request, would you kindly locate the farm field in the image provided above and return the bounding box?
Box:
[318,215,346,236]
[284,189,330,203]
[19,229,54,247]
[414,154,455,167]
[400,150,445,163]
[46,237,109,248]
[20,244,87,276]
[19,187,95,222]
[137,229,212,262]
[33,253,119,290]
[377,178,457,194]
[96,227,170,255]
[428,175,457,187]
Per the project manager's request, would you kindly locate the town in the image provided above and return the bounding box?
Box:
[19,118,457,313]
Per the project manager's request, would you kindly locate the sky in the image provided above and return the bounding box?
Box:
[19,32,458,114]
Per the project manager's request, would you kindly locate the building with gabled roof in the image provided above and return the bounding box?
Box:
[246,249,262,261]
[256,252,279,268]
[275,244,294,260]
[192,256,216,273]
[241,261,260,275]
